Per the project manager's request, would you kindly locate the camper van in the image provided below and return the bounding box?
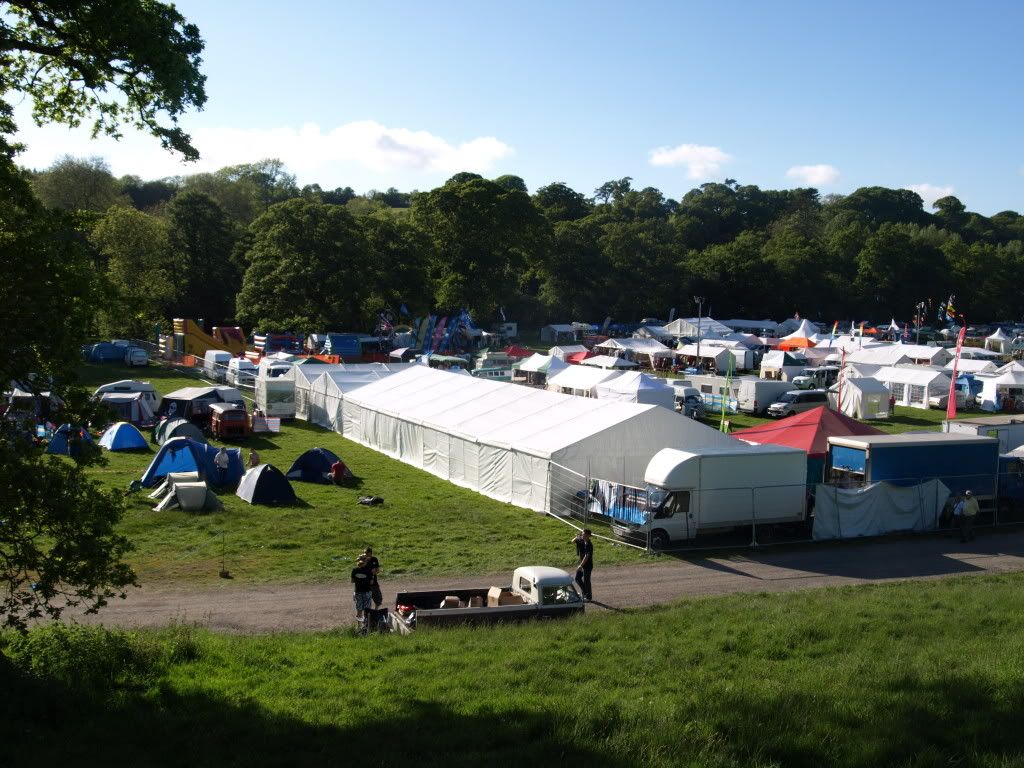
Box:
[203,350,232,382]
[611,446,807,548]
[226,358,257,386]
[92,380,159,407]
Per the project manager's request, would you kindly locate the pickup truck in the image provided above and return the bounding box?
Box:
[392,566,584,632]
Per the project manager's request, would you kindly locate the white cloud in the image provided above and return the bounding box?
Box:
[13,116,513,186]
[904,183,955,208]
[648,143,732,179]
[786,164,840,186]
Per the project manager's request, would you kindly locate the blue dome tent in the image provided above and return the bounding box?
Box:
[139,437,243,488]
[286,447,341,483]
[46,424,93,455]
[236,464,297,505]
[98,422,148,451]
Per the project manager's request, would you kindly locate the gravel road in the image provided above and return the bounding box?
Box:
[71,529,1024,633]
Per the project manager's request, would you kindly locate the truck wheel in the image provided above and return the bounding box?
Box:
[650,529,670,551]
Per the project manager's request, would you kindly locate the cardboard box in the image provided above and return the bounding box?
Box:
[440,595,461,609]
[467,596,483,608]
[487,586,503,607]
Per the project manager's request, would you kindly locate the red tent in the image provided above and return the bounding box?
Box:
[503,345,534,359]
[566,350,596,364]
[732,406,883,458]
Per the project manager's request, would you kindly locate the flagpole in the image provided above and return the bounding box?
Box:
[947,325,966,420]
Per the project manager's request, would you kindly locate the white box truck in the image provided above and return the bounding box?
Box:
[203,350,232,382]
[685,374,793,415]
[614,445,807,548]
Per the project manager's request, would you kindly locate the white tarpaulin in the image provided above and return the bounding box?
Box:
[341,366,739,511]
[812,479,949,540]
[828,377,890,420]
[546,365,622,396]
[306,364,411,429]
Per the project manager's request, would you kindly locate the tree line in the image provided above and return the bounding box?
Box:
[29,158,1024,338]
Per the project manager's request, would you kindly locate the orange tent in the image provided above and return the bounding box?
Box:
[778,337,815,350]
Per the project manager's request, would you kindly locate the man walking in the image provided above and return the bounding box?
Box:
[572,529,594,602]
[351,555,374,632]
[363,547,383,609]
[961,490,979,543]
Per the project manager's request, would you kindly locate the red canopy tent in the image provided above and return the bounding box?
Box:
[503,345,534,359]
[732,406,883,458]
[778,337,815,350]
[566,350,596,364]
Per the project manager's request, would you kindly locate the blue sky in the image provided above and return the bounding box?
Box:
[13,0,1024,213]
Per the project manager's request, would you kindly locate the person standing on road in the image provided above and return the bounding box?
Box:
[961,490,979,543]
[363,547,382,609]
[573,529,594,601]
[351,555,374,631]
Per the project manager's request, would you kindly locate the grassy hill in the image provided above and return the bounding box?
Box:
[5,572,1024,767]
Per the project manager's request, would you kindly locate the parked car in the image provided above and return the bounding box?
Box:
[767,390,829,418]
[226,358,257,386]
[674,386,707,419]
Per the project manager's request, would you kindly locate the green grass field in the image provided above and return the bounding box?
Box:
[76,363,644,585]
[5,572,1024,767]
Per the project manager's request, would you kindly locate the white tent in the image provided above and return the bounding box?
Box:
[978,369,1024,412]
[721,318,780,335]
[592,337,673,366]
[828,377,890,420]
[580,355,638,370]
[98,392,155,425]
[985,328,1012,354]
[676,344,732,372]
[539,324,579,343]
[293,364,346,421]
[960,347,1001,360]
[518,354,568,375]
[594,372,675,409]
[340,366,740,512]
[944,358,997,374]
[845,344,951,367]
[873,366,951,409]
[997,361,1024,375]
[546,365,623,397]
[814,334,885,353]
[759,350,806,381]
[307,364,411,429]
[548,344,588,361]
[782,318,822,341]
[662,317,734,339]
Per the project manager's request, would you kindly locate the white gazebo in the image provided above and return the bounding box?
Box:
[517,354,568,385]
[594,372,675,410]
[872,366,951,409]
[985,328,1012,355]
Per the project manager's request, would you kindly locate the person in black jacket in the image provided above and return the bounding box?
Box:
[351,556,374,629]
[572,529,594,601]
[363,547,382,608]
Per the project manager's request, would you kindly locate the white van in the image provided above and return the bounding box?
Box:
[203,350,232,382]
[124,346,149,367]
[92,379,159,406]
[767,389,829,418]
[226,357,257,386]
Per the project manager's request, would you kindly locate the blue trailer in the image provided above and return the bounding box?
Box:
[826,433,999,499]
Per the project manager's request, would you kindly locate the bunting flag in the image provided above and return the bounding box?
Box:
[849,320,856,336]
[947,325,967,419]
[902,323,910,342]
[836,347,847,413]
[831,321,838,337]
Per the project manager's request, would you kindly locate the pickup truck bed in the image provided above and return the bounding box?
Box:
[393,585,581,631]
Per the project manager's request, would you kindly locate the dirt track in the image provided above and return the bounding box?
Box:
[72,529,1024,633]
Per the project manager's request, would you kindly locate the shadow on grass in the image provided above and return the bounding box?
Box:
[0,656,622,768]
[714,673,1024,767]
